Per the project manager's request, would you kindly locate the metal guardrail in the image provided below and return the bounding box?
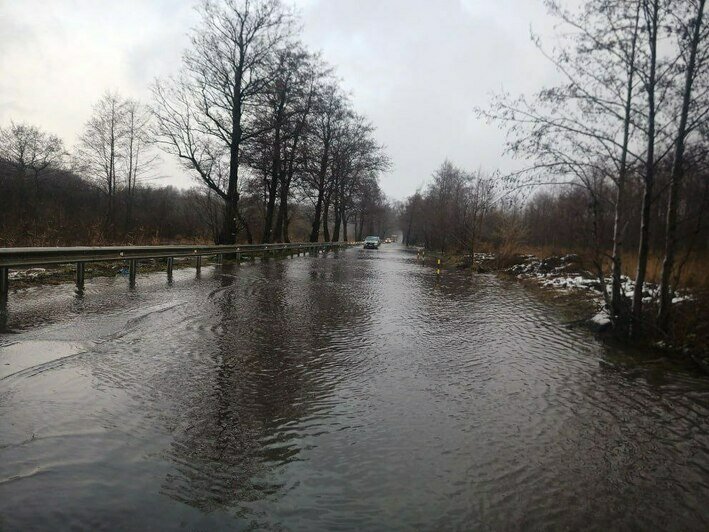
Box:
[0,241,356,297]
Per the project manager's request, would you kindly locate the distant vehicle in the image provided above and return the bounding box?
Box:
[383,238,392,244]
[363,236,381,249]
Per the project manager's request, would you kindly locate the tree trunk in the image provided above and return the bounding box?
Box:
[282,205,291,243]
[631,156,655,336]
[219,193,239,244]
[236,203,252,244]
[309,190,324,242]
[631,0,659,337]
[261,176,279,244]
[125,192,134,235]
[332,199,342,242]
[323,202,331,242]
[470,209,477,268]
[658,0,705,332]
[610,3,640,322]
[342,211,349,242]
[221,69,243,246]
[274,180,288,242]
[405,211,414,246]
[276,144,297,243]
[262,112,283,243]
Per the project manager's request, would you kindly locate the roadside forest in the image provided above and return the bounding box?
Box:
[0,0,393,248]
[401,0,709,343]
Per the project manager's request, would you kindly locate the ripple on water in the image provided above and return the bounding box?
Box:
[0,247,707,530]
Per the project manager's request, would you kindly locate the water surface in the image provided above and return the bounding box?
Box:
[1,246,708,530]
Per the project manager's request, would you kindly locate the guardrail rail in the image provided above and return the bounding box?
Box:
[0,241,357,299]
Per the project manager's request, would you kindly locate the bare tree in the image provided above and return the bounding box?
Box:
[0,121,65,237]
[273,55,324,242]
[152,0,292,244]
[330,114,390,242]
[631,0,664,335]
[122,99,157,233]
[0,121,65,190]
[244,46,320,243]
[466,170,497,263]
[76,92,127,235]
[658,0,708,331]
[478,0,687,334]
[299,82,347,242]
[478,0,649,317]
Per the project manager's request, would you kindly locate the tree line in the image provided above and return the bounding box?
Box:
[151,0,390,244]
[399,162,497,258]
[403,0,709,338]
[0,0,390,247]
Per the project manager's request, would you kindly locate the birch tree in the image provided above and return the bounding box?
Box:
[657,0,708,331]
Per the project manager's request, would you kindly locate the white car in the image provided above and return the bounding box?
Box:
[363,236,381,249]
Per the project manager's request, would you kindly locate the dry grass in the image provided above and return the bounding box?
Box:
[619,251,709,290]
[511,244,709,290]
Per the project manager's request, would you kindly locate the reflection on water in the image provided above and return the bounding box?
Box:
[0,247,708,530]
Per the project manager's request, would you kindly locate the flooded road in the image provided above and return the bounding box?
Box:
[1,246,708,530]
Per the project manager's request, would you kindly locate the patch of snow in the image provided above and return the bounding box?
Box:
[672,295,693,304]
[507,254,693,307]
[591,310,611,326]
[472,252,496,261]
[8,267,50,280]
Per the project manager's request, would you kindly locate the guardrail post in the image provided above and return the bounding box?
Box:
[0,267,8,300]
[129,259,137,287]
[167,257,174,283]
[195,256,202,276]
[75,262,85,290]
[0,295,6,332]
[0,286,6,332]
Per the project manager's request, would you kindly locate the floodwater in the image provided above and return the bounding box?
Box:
[1,246,707,530]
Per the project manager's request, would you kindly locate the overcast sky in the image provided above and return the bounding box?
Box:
[0,0,561,200]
